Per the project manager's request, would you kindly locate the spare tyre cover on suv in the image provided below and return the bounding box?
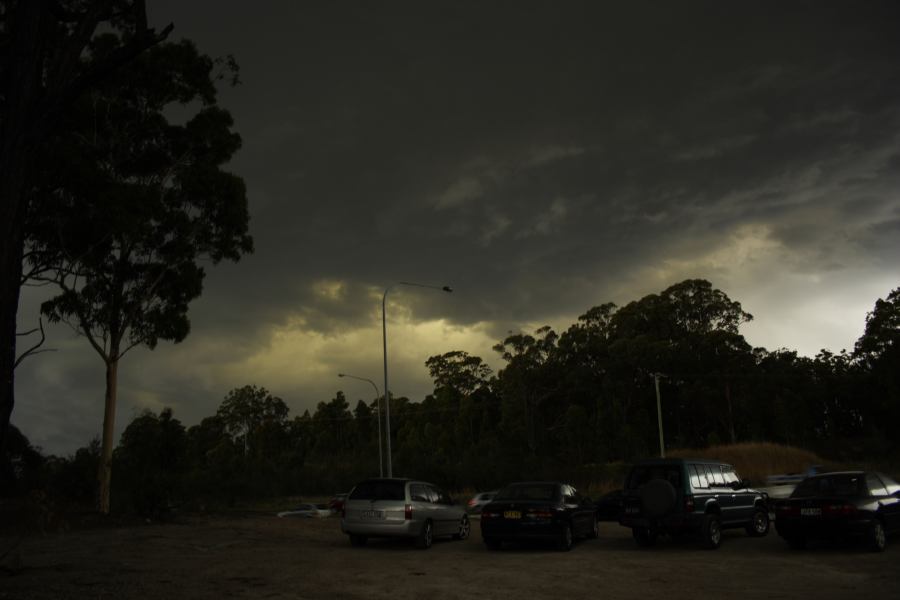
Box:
[640,478,677,518]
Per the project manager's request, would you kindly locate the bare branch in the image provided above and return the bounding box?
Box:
[14,319,56,369]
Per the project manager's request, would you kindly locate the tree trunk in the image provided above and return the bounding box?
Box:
[0,156,27,457]
[98,358,119,514]
[0,0,44,460]
[0,222,25,459]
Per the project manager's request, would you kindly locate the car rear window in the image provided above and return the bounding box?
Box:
[495,483,560,501]
[626,464,682,490]
[792,474,864,498]
[349,480,406,501]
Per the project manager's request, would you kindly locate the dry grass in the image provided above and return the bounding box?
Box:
[667,442,833,486]
[581,443,846,492]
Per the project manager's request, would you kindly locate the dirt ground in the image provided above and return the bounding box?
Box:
[2,513,898,600]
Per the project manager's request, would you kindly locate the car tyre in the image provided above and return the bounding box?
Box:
[453,515,470,540]
[632,526,657,547]
[870,519,886,553]
[349,534,367,547]
[746,507,769,537]
[415,520,433,549]
[700,514,722,549]
[557,522,573,551]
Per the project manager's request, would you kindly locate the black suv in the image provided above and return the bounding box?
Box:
[619,458,770,549]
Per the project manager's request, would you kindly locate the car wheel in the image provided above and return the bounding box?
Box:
[587,515,600,539]
[870,520,886,553]
[746,507,769,537]
[415,520,433,549]
[632,526,657,547]
[349,534,367,547]
[557,522,573,551]
[700,514,722,549]
[484,537,502,550]
[453,515,470,540]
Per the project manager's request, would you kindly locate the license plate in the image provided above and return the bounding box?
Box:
[504,510,522,519]
[362,510,384,519]
[625,506,640,514]
[800,508,821,517]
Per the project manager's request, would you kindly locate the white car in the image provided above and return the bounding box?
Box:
[341,478,470,549]
[466,490,498,513]
[277,503,331,518]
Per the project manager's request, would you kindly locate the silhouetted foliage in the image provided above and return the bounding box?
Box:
[113,408,187,516]
[1,0,173,483]
[0,425,45,497]
[29,37,252,513]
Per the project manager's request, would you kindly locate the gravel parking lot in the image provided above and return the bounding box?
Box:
[2,514,898,599]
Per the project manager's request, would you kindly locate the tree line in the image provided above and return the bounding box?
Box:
[4,279,898,516]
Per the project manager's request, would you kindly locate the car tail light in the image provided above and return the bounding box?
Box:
[405,504,413,520]
[482,511,499,519]
[776,504,799,517]
[684,494,695,513]
[528,510,554,519]
[468,499,477,507]
[823,503,857,516]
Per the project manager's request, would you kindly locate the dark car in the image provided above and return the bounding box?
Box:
[480,481,598,551]
[619,458,770,549]
[774,471,900,552]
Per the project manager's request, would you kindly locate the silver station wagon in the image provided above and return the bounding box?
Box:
[341,478,470,549]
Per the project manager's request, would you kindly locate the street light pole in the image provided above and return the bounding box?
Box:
[382,281,452,478]
[338,373,383,477]
[654,373,665,458]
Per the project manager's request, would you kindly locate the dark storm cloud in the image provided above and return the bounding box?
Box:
[14,1,900,453]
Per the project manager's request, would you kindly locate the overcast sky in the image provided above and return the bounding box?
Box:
[14,0,900,455]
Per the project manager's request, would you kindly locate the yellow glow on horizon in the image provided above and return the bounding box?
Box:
[210,314,503,403]
[629,223,781,291]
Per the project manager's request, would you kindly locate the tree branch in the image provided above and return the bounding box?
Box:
[14,319,56,369]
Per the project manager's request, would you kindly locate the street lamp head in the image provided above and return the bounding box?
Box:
[442,286,453,293]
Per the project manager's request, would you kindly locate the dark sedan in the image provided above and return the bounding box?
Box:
[480,481,598,551]
[774,471,900,551]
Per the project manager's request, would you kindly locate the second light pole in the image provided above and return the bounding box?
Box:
[383,281,452,478]
[338,373,383,477]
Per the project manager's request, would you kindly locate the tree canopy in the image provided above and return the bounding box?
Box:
[28,36,252,513]
[0,0,173,468]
